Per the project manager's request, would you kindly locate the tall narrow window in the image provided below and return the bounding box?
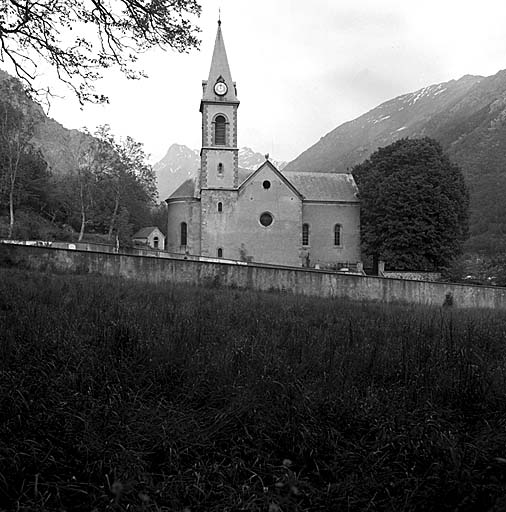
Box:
[218,202,223,212]
[334,224,342,246]
[153,236,159,249]
[302,223,309,246]
[217,162,224,175]
[180,222,187,246]
[217,247,223,258]
[214,115,226,145]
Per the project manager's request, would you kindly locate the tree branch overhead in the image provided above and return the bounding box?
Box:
[0,0,201,104]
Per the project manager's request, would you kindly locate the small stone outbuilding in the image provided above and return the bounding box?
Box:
[132,227,165,250]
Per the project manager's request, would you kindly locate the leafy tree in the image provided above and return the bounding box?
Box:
[0,0,201,104]
[91,125,157,240]
[54,134,102,241]
[353,138,469,270]
[148,202,168,236]
[0,80,48,238]
[55,125,156,242]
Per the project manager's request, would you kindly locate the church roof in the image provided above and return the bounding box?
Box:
[166,178,199,201]
[165,170,359,203]
[202,21,238,103]
[133,226,163,239]
[284,171,360,202]
[167,169,254,201]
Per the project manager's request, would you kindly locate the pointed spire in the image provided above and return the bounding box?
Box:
[202,19,238,102]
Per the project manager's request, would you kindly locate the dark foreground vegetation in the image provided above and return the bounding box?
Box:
[2,269,506,511]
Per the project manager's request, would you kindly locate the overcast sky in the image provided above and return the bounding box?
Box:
[17,0,506,162]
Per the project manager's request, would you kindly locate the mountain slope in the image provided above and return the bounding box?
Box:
[154,144,200,201]
[285,70,506,252]
[0,69,96,176]
[285,74,484,174]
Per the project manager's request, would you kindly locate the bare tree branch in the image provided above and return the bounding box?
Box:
[0,0,201,105]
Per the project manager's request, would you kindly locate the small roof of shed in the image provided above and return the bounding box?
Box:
[132,226,164,239]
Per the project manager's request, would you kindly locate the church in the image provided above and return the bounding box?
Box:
[166,21,361,268]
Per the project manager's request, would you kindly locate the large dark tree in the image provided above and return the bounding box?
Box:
[0,0,201,104]
[353,138,469,270]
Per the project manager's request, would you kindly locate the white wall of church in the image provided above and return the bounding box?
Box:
[200,166,302,266]
[235,166,302,266]
[166,200,201,255]
[301,203,360,267]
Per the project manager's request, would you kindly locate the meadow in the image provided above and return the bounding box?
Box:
[1,267,506,511]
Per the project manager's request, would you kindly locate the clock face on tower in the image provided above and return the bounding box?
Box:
[214,81,228,96]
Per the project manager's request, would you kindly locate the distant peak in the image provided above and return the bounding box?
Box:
[459,73,484,80]
[168,142,192,151]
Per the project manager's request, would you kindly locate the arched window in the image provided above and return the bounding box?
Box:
[334,224,342,246]
[217,247,223,258]
[180,222,187,246]
[217,162,224,175]
[302,223,309,246]
[214,115,226,145]
[218,202,223,212]
[153,236,159,249]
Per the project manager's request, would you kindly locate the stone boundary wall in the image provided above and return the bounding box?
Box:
[2,244,506,310]
[382,271,442,282]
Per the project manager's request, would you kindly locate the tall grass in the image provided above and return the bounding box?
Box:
[1,267,506,511]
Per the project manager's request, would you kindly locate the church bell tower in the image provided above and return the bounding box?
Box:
[199,20,240,189]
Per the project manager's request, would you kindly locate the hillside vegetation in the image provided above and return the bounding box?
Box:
[0,72,163,244]
[2,268,506,510]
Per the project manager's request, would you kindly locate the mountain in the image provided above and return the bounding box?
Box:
[155,145,287,200]
[0,69,96,176]
[154,144,200,201]
[238,147,287,172]
[284,70,506,253]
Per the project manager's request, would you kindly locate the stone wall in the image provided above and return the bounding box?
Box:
[3,244,506,310]
[382,271,442,282]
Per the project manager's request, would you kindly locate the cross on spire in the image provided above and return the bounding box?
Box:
[202,14,238,102]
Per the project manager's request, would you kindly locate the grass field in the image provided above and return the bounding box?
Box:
[2,267,506,511]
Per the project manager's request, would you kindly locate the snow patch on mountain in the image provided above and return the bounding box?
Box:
[434,87,447,96]
[404,83,453,106]
[373,115,391,124]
